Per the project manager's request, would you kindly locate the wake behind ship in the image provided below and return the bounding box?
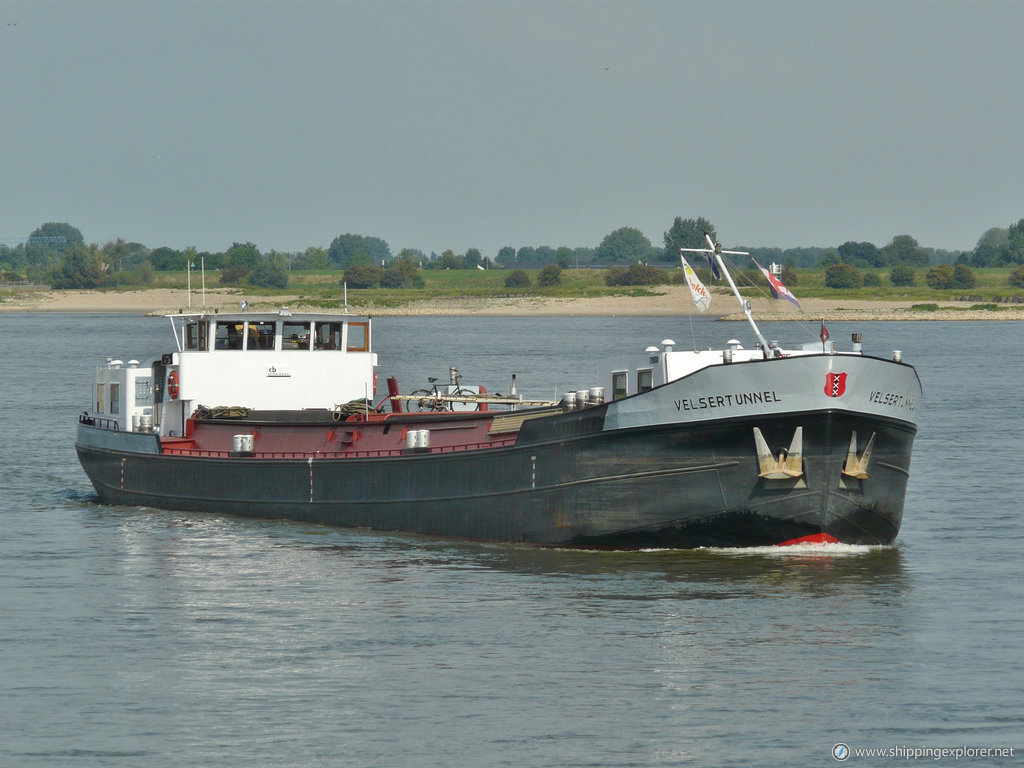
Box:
[76,237,921,548]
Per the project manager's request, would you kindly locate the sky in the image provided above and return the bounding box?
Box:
[2,0,1022,257]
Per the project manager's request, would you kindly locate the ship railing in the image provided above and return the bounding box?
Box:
[160,437,516,459]
[80,412,121,431]
[391,394,558,407]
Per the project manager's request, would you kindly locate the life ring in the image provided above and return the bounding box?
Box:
[168,370,180,400]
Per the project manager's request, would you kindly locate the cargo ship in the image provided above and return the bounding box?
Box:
[76,237,921,548]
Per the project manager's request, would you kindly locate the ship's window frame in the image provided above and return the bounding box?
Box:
[214,320,244,350]
[612,371,628,400]
[637,369,654,394]
[282,321,312,350]
[314,321,343,351]
[245,320,276,350]
[346,321,369,352]
[109,382,120,415]
[184,320,209,351]
[96,383,105,413]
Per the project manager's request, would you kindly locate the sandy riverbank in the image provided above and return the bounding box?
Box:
[3,285,1023,320]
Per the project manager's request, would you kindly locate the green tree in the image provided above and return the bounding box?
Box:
[972,228,1009,267]
[594,227,653,264]
[537,264,562,287]
[889,263,916,286]
[1008,265,1024,288]
[496,246,516,266]
[605,263,667,286]
[100,238,136,274]
[575,246,595,265]
[0,247,19,272]
[926,264,954,289]
[504,269,531,289]
[197,249,224,270]
[292,246,329,270]
[381,258,424,288]
[249,262,289,288]
[663,217,716,261]
[1006,219,1024,264]
[824,263,863,289]
[838,241,884,267]
[555,247,573,269]
[328,233,391,269]
[343,264,383,288]
[464,248,483,270]
[535,246,556,264]
[132,260,155,285]
[395,248,426,266]
[26,222,84,268]
[436,249,463,270]
[50,244,104,288]
[882,235,929,267]
[516,246,537,264]
[225,242,261,270]
[149,246,185,271]
[951,263,975,289]
[219,264,251,285]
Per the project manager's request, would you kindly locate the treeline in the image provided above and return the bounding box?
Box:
[3,215,1024,291]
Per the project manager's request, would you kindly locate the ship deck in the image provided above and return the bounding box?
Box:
[159,409,532,459]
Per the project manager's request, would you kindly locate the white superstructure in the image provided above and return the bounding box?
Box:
[87,309,377,437]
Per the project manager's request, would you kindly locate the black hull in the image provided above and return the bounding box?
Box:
[76,407,916,549]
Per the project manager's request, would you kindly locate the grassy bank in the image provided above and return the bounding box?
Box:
[7,265,1024,311]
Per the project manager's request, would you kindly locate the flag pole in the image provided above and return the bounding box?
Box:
[682,234,773,356]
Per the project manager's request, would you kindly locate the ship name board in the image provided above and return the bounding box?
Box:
[675,390,782,412]
[868,390,916,411]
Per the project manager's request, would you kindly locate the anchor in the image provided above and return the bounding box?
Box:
[841,430,875,481]
[753,426,804,480]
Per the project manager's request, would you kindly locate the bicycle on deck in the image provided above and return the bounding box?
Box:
[406,369,478,412]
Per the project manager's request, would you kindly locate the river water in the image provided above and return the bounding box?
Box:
[1,313,1021,767]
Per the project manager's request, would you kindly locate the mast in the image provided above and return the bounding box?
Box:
[680,233,774,357]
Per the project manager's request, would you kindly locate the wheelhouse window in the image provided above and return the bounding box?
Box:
[612,371,628,400]
[214,321,244,350]
[346,321,369,352]
[314,321,342,350]
[209,321,271,350]
[109,383,120,415]
[96,383,105,413]
[246,320,275,350]
[184,321,209,351]
[637,369,654,394]
[282,321,311,350]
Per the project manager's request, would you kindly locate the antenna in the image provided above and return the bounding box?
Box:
[680,233,773,357]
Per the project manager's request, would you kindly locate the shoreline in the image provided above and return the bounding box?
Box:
[3,286,1024,320]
